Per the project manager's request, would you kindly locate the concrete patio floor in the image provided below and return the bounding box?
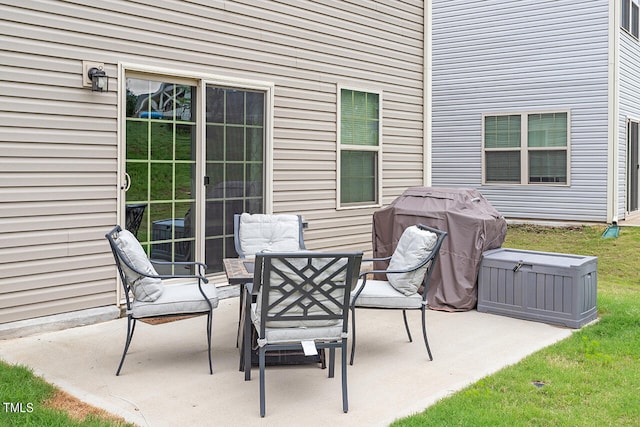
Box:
[0,296,572,427]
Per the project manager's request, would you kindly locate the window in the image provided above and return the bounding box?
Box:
[483,112,569,185]
[622,0,640,39]
[338,87,382,207]
[634,2,640,38]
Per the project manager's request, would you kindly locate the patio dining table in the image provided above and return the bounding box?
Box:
[223,257,254,285]
[222,258,253,372]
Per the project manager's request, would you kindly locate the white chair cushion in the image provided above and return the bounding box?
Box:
[259,322,344,345]
[131,282,219,318]
[351,279,423,309]
[251,303,345,345]
[238,213,301,257]
[386,226,438,296]
[115,229,164,302]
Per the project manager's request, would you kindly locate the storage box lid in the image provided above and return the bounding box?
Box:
[482,248,596,268]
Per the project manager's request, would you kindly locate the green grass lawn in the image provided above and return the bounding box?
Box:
[1,225,639,426]
[0,361,132,426]
[393,224,640,426]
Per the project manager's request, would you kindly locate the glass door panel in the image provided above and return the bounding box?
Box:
[204,86,265,272]
[125,78,197,274]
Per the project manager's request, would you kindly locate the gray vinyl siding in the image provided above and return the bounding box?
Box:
[0,1,425,323]
[619,27,640,219]
[431,0,610,222]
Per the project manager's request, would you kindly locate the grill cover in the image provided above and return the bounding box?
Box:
[372,187,507,311]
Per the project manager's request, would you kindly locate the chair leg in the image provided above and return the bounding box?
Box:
[116,317,136,376]
[259,346,266,417]
[349,306,357,365]
[328,347,335,378]
[244,304,253,381]
[421,307,433,361]
[341,339,349,413]
[207,311,213,375]
[236,283,245,348]
[402,309,413,342]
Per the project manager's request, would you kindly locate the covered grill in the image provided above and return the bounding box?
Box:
[372,187,507,311]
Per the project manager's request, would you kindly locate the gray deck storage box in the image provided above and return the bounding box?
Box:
[478,248,597,328]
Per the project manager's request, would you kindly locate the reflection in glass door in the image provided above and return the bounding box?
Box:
[125,78,197,274]
[204,87,265,272]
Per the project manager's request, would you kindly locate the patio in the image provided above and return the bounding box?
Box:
[0,294,572,427]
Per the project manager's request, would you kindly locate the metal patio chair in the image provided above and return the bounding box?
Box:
[244,251,363,417]
[105,225,219,375]
[233,213,307,350]
[349,224,447,365]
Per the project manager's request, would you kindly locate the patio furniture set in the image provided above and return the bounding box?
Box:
[104,213,448,417]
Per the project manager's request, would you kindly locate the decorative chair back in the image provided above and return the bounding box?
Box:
[125,203,147,237]
[106,224,171,301]
[386,224,448,300]
[252,252,362,340]
[105,225,149,309]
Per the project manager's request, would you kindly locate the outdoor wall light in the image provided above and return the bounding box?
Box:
[87,66,108,92]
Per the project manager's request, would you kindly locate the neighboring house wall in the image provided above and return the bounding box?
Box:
[431,0,611,222]
[619,18,640,218]
[0,1,426,324]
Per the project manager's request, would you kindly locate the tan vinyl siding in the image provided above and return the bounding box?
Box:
[620,20,640,219]
[1,2,119,322]
[0,0,425,323]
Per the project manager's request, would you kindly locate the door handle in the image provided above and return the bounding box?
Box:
[122,172,131,191]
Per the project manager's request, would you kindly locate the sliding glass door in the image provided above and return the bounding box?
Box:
[124,75,266,275]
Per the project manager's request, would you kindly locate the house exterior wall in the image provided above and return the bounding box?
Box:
[431,0,611,222]
[619,20,640,219]
[0,1,426,324]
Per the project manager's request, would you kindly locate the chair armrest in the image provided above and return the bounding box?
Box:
[149,260,208,277]
[144,273,209,284]
[358,269,391,278]
[150,260,207,268]
[352,262,429,306]
[122,259,209,284]
[358,262,428,279]
[362,256,392,263]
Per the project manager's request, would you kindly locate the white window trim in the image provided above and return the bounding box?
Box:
[481,110,571,186]
[622,0,640,39]
[336,84,383,210]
